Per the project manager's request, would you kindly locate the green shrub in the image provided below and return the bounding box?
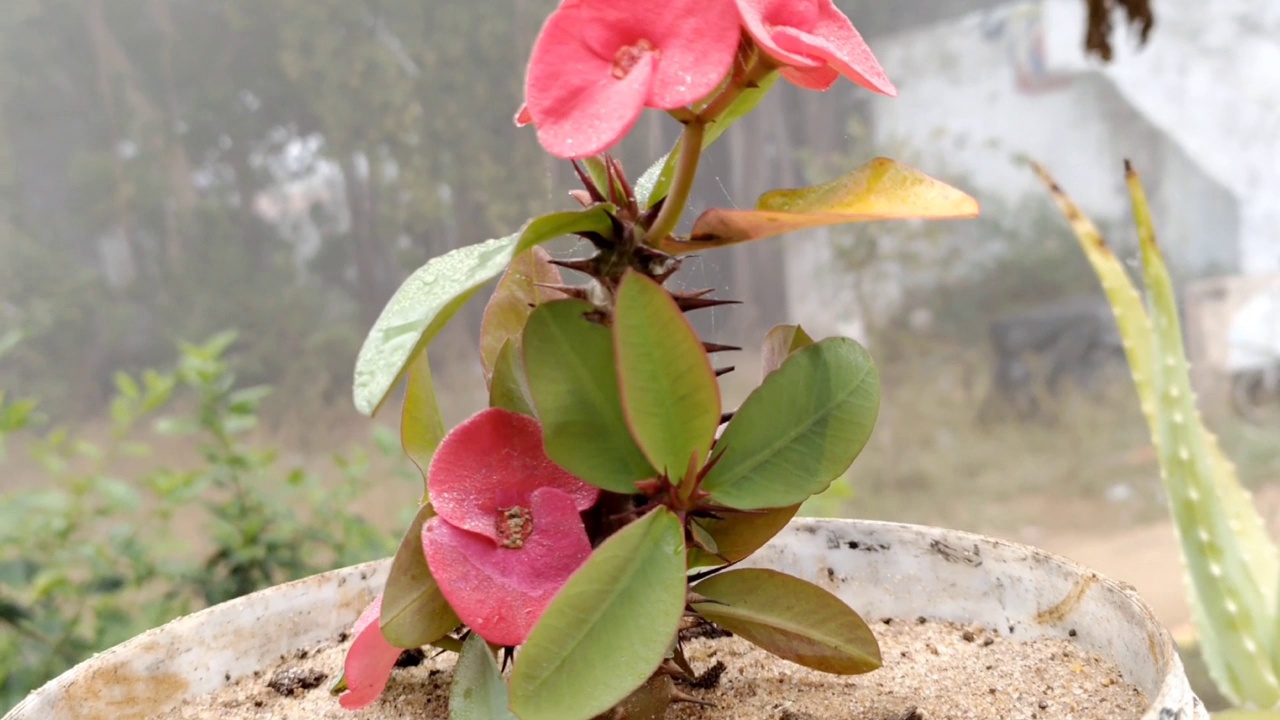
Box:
[0,332,410,712]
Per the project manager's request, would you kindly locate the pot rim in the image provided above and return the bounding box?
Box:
[4,518,1204,720]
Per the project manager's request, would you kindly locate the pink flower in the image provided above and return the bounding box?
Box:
[735,0,896,94]
[422,408,599,647]
[522,0,742,159]
[337,596,402,710]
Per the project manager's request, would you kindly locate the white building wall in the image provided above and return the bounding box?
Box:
[864,1,1243,271]
[785,0,1261,341]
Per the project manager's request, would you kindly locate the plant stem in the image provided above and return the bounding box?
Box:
[644,119,705,246]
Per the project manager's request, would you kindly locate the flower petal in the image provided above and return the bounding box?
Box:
[522,0,741,158]
[523,1,653,158]
[737,0,895,96]
[574,0,741,110]
[338,596,403,709]
[771,18,895,96]
[736,0,824,69]
[427,407,599,541]
[779,63,840,91]
[423,487,593,647]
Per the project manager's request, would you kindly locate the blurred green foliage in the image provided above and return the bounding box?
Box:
[0,333,413,712]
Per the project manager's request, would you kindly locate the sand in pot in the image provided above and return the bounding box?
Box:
[152,617,1147,720]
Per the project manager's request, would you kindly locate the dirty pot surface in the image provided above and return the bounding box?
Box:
[4,519,1207,720]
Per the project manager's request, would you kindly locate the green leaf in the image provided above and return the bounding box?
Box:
[402,350,445,494]
[509,508,687,720]
[580,156,612,198]
[760,324,815,379]
[691,568,880,674]
[635,72,779,208]
[689,521,719,556]
[450,634,518,720]
[687,504,802,568]
[523,299,655,493]
[702,338,879,510]
[352,207,613,416]
[478,246,564,383]
[379,503,460,649]
[613,271,721,480]
[667,158,979,254]
[1213,713,1280,720]
[1035,162,1280,707]
[488,339,535,417]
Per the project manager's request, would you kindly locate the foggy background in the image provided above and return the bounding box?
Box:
[3,0,1279,710]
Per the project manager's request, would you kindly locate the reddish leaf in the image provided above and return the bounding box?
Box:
[479,246,564,383]
[338,596,403,709]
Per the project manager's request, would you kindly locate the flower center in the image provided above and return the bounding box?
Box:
[612,38,656,79]
[497,506,534,549]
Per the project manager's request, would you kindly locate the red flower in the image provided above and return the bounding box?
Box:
[422,408,599,647]
[522,0,742,159]
[337,596,402,710]
[735,0,896,94]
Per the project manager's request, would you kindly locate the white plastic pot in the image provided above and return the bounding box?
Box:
[5,519,1207,720]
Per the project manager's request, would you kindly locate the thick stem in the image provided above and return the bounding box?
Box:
[644,120,705,246]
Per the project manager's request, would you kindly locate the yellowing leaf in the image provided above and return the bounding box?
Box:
[667,158,978,253]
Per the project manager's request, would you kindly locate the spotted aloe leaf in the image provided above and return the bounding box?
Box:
[1035,161,1280,708]
[664,158,978,254]
[352,207,613,416]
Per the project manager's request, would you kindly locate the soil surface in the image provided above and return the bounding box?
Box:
[152,618,1147,720]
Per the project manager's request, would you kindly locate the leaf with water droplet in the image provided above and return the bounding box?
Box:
[352,207,613,416]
